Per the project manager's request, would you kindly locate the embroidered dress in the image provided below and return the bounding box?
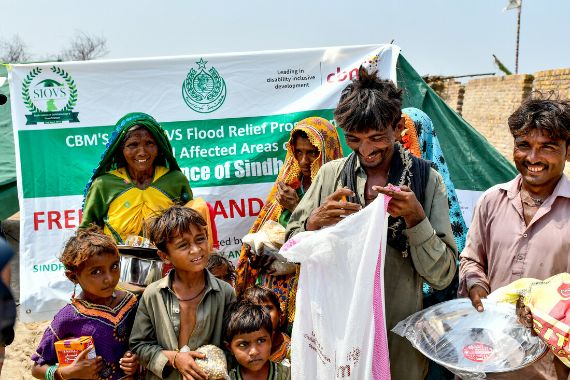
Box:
[235,117,343,324]
[269,332,291,365]
[32,292,138,380]
[402,108,466,380]
[81,113,192,243]
[401,108,468,253]
[228,361,291,380]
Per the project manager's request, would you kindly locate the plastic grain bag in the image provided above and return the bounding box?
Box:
[194,345,230,380]
[242,220,297,276]
[279,195,391,380]
[489,273,570,367]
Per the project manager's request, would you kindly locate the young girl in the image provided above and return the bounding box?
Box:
[241,286,290,365]
[31,226,139,380]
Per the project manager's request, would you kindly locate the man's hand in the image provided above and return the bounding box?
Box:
[276,181,300,212]
[175,351,208,380]
[245,244,276,273]
[516,297,535,332]
[373,185,425,228]
[468,285,489,312]
[306,188,361,231]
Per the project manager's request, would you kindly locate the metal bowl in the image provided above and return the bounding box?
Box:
[118,246,163,286]
[396,299,547,375]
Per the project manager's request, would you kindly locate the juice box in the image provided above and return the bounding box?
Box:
[54,336,96,366]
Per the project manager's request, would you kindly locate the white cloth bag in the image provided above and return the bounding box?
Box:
[280,195,391,380]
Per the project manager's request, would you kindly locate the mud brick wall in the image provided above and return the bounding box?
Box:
[533,68,570,100]
[461,74,534,161]
[424,77,465,114]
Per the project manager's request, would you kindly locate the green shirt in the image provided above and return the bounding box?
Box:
[129,269,236,380]
[229,362,291,380]
[285,156,457,380]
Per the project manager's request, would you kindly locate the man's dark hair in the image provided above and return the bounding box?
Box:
[508,96,570,145]
[334,66,403,133]
[223,300,273,344]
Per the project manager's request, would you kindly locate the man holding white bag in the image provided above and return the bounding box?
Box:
[286,66,457,379]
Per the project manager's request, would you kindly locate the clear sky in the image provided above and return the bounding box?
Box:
[1,0,568,77]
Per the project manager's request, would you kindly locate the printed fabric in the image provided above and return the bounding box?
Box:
[401,107,466,309]
[235,117,343,324]
[402,108,467,252]
[269,332,291,364]
[31,292,138,380]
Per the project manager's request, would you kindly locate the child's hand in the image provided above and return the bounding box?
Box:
[58,346,102,379]
[175,351,208,380]
[119,350,139,375]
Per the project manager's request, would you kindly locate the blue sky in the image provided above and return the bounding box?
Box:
[1,0,568,77]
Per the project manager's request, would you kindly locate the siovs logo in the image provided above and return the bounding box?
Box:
[182,58,226,113]
[22,66,79,125]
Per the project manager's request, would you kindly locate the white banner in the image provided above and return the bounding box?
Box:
[8,44,400,321]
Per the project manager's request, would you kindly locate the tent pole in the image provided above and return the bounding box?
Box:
[515,0,522,74]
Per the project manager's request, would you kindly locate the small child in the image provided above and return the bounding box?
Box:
[31,226,139,380]
[241,286,291,365]
[224,301,291,380]
[208,253,237,287]
[130,205,236,379]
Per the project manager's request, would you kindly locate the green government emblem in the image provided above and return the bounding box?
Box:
[182,58,226,113]
[22,66,79,125]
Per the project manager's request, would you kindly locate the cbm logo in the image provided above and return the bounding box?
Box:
[326,53,381,84]
[22,66,79,125]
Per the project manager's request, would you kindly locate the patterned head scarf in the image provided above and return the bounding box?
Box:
[82,112,180,202]
[235,117,343,294]
[401,107,467,252]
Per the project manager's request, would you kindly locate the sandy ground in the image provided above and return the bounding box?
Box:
[1,215,50,380]
[1,318,50,380]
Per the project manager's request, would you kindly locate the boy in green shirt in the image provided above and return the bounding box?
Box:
[224,301,290,380]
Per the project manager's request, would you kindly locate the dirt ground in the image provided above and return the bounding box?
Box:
[1,318,50,380]
[1,215,50,380]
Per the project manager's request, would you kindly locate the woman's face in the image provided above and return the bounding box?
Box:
[293,136,320,177]
[122,128,158,174]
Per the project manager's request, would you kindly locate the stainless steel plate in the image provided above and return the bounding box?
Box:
[119,254,163,286]
[117,245,159,260]
[396,299,547,374]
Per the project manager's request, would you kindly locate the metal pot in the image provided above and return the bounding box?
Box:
[117,246,163,286]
